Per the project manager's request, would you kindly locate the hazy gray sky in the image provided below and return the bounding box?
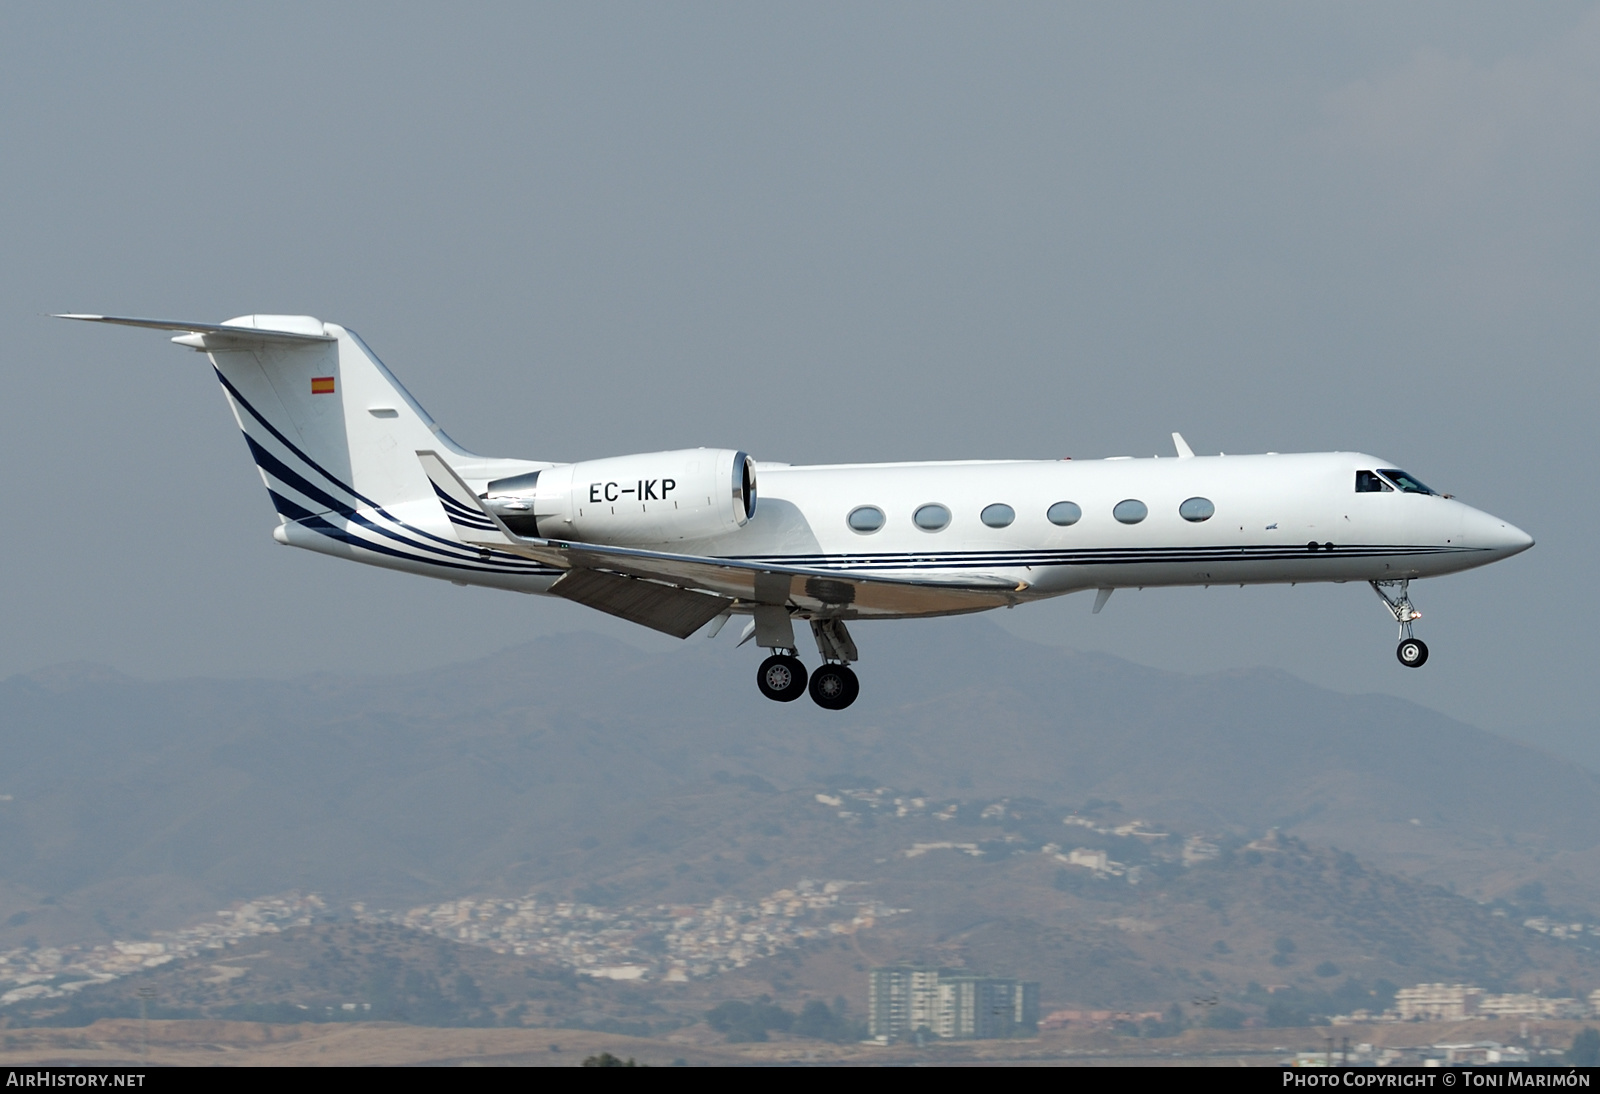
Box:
[3,4,1595,758]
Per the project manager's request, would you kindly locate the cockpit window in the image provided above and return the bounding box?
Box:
[1378,469,1437,495]
[1355,470,1393,493]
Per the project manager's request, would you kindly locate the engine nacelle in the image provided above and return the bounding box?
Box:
[481,448,756,546]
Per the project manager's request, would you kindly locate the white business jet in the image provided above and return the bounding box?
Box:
[59,313,1533,710]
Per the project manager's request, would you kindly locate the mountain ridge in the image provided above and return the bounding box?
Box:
[0,618,1595,949]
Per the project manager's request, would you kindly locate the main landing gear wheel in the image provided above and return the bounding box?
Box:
[808,664,859,710]
[756,654,808,702]
[1397,638,1429,668]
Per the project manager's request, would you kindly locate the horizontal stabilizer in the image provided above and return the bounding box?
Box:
[550,569,731,638]
[53,314,333,344]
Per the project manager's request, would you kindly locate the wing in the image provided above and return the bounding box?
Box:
[416,451,1025,632]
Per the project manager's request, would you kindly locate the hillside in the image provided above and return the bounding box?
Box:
[7,786,1600,1030]
[1,617,1597,957]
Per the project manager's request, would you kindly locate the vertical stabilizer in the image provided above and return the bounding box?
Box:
[198,318,469,522]
[59,312,566,586]
[58,312,471,521]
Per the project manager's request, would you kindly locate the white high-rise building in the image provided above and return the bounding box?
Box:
[869,966,1039,1041]
[868,966,942,1040]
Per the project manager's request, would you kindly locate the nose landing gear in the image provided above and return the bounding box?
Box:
[1371,579,1428,668]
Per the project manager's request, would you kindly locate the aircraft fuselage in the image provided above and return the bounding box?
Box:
[60,312,1535,708]
[709,452,1531,612]
[278,451,1531,612]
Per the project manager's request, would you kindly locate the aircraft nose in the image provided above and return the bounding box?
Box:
[1463,507,1534,557]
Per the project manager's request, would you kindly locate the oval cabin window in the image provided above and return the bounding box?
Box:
[847,506,885,533]
[1179,497,1215,522]
[1113,499,1148,524]
[913,504,952,531]
[980,503,1015,528]
[1046,501,1082,526]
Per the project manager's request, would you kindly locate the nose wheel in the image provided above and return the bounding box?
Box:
[1372,579,1429,669]
[1397,637,1429,668]
[756,654,808,701]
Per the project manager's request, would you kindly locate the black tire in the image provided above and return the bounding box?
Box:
[838,664,860,708]
[1396,638,1429,668]
[809,663,860,710]
[756,654,807,701]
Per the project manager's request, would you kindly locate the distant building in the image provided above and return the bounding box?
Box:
[1473,993,1532,1019]
[1476,993,1570,1019]
[934,976,1040,1039]
[869,965,942,1039]
[1395,984,1482,1021]
[869,966,1039,1041]
[1333,983,1595,1025]
[1430,1043,1531,1066]
[1042,1008,1168,1030]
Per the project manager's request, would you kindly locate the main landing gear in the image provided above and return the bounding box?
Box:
[808,662,860,711]
[1371,579,1428,668]
[756,654,807,702]
[752,613,861,709]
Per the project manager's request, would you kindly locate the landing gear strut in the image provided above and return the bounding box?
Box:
[807,618,860,710]
[751,605,807,702]
[1371,579,1428,668]
[750,610,862,709]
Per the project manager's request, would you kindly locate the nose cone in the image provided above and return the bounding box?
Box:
[1463,506,1534,559]
[1503,522,1535,554]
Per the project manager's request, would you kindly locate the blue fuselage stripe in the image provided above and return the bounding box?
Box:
[218,369,553,574]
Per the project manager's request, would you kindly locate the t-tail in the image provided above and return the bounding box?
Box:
[60,313,483,515]
[55,313,558,584]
